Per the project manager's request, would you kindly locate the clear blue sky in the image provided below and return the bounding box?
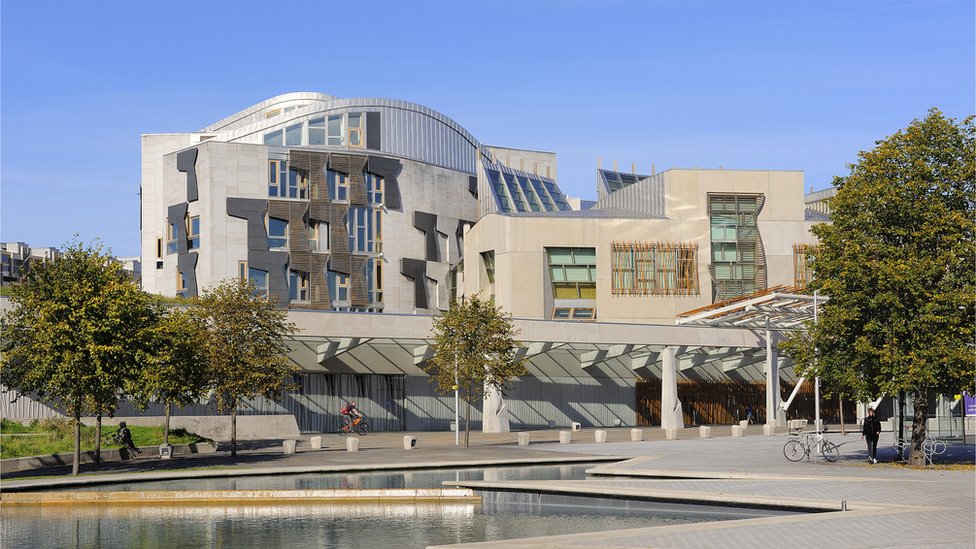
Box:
[2,0,973,258]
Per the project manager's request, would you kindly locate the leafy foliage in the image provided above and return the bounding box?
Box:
[0,420,207,459]
[0,240,158,473]
[190,278,297,455]
[782,110,975,463]
[425,295,526,446]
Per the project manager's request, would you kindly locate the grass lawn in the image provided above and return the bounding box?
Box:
[1,418,209,459]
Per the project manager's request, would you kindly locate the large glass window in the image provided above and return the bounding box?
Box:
[285,123,303,146]
[187,216,200,250]
[267,216,288,249]
[347,113,363,148]
[708,194,763,301]
[486,169,511,212]
[366,258,383,304]
[248,267,269,298]
[547,248,597,316]
[289,270,309,302]
[503,173,527,212]
[263,130,283,146]
[328,270,349,304]
[516,175,541,211]
[166,222,179,254]
[328,170,349,202]
[269,160,307,199]
[308,117,326,145]
[347,206,381,253]
[327,115,343,145]
[611,242,699,296]
[366,172,384,205]
[308,221,327,252]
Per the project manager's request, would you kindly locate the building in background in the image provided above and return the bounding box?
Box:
[6,93,866,436]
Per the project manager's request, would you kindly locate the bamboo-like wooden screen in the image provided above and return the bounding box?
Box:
[792,243,816,290]
[611,241,699,296]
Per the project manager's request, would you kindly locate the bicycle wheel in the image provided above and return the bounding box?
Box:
[356,422,370,436]
[784,440,805,462]
[820,441,840,463]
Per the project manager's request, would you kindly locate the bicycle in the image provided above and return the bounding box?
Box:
[338,415,370,436]
[784,430,840,463]
[893,436,947,464]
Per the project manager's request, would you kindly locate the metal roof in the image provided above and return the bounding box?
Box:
[675,285,827,331]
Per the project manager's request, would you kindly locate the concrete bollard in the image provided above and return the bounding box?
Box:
[282,440,297,454]
[571,422,582,432]
[665,428,678,440]
[517,432,530,446]
[594,430,607,443]
[310,436,323,449]
[763,424,776,436]
[630,428,643,442]
[346,437,359,452]
[403,436,417,449]
[739,420,749,428]
[699,426,712,439]
[731,425,744,438]
[559,431,572,444]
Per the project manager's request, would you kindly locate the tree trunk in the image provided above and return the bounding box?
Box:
[72,410,81,476]
[231,406,238,457]
[164,401,171,446]
[464,395,471,448]
[94,412,102,464]
[909,391,928,466]
[839,395,845,435]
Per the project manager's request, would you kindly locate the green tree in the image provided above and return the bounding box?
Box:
[425,295,526,447]
[191,278,297,456]
[132,306,208,446]
[0,240,157,475]
[783,110,975,465]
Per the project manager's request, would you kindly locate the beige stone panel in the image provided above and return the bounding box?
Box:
[665,170,703,219]
[764,171,805,221]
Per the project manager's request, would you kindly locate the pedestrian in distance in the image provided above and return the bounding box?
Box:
[745,405,754,424]
[862,407,882,464]
[115,421,140,454]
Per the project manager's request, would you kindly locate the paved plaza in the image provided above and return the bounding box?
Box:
[2,426,973,548]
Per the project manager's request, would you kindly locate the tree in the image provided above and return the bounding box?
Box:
[0,240,157,475]
[425,295,526,447]
[783,110,975,465]
[191,278,297,456]
[132,305,208,446]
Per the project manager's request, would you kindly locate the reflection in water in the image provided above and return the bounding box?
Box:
[56,463,597,492]
[2,493,794,549]
[4,464,800,548]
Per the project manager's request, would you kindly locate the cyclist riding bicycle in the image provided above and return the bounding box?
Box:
[340,401,364,426]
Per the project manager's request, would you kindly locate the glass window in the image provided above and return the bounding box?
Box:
[288,167,307,199]
[327,115,343,146]
[346,206,380,253]
[269,160,288,197]
[268,216,288,249]
[502,173,527,212]
[289,270,309,302]
[708,194,763,301]
[530,177,555,211]
[347,113,363,147]
[367,172,384,205]
[552,308,571,319]
[285,123,303,146]
[572,308,594,319]
[177,269,188,296]
[328,170,348,201]
[308,222,327,252]
[486,170,511,213]
[547,247,597,318]
[611,242,699,296]
[187,216,200,250]
[328,271,349,303]
[308,117,325,145]
[248,267,269,298]
[264,130,283,146]
[238,261,248,281]
[516,175,541,211]
[166,222,179,254]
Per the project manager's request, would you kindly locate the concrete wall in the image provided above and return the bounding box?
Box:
[462,168,818,323]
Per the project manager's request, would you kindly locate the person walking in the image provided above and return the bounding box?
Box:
[745,405,754,424]
[862,407,882,464]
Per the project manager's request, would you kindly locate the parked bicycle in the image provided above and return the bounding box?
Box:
[784,430,840,463]
[338,415,370,436]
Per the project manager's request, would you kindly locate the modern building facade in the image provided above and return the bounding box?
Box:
[2,93,843,434]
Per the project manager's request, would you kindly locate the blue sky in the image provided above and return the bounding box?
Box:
[2,0,973,258]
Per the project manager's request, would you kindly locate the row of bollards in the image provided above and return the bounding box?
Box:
[281,423,774,453]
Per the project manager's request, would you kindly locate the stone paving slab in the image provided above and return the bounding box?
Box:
[432,432,975,548]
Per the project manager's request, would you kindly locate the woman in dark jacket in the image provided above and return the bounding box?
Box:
[862,407,882,464]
